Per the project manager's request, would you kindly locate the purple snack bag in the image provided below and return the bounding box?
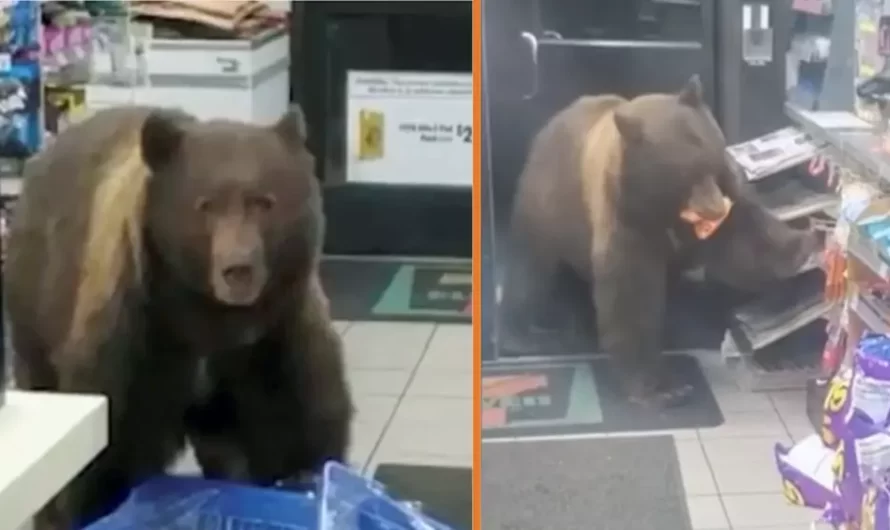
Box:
[851,343,890,428]
[820,502,851,529]
[861,483,887,530]
[822,370,853,449]
[774,437,842,510]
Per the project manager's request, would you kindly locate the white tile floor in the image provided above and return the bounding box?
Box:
[665,352,827,530]
[340,321,473,474]
[481,350,828,530]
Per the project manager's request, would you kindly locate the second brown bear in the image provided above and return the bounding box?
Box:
[503,76,818,408]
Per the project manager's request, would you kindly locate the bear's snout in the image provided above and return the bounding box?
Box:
[212,254,268,306]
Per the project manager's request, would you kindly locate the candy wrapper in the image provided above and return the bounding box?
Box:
[776,435,843,510]
[821,369,854,449]
[830,410,890,521]
[860,484,890,530]
[851,334,890,427]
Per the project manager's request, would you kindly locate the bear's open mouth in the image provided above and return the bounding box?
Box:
[211,265,267,306]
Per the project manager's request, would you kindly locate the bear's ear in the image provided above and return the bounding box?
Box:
[141,109,191,172]
[613,107,644,143]
[272,105,308,147]
[677,75,703,107]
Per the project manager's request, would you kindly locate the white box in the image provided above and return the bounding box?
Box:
[85,27,289,125]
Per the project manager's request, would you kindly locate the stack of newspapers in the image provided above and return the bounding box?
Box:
[726,127,822,182]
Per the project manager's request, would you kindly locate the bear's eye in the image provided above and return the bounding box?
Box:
[194,197,212,213]
[247,194,275,213]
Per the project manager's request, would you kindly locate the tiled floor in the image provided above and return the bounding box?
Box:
[658,352,826,530]
[480,350,827,530]
[339,321,473,474]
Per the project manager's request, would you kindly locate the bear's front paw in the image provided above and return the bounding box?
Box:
[625,372,695,410]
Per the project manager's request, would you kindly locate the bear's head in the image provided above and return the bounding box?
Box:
[611,75,728,231]
[612,75,819,291]
[140,107,321,307]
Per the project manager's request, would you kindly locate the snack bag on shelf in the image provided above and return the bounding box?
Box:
[860,483,890,530]
[826,241,848,303]
[850,335,890,426]
[820,502,853,530]
[776,435,844,510]
[822,368,853,448]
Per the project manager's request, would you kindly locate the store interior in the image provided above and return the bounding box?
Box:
[0,1,472,529]
[481,0,890,529]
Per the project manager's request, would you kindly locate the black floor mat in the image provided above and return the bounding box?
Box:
[482,436,692,530]
[482,354,723,439]
[319,258,471,323]
[495,264,742,357]
[373,464,472,530]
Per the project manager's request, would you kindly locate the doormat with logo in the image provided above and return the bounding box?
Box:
[319,258,472,323]
[481,354,722,439]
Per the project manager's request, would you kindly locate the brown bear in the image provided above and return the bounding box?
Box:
[4,106,353,529]
[502,75,818,407]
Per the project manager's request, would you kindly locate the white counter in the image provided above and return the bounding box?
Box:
[0,390,108,530]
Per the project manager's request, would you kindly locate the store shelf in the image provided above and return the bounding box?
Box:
[0,391,107,530]
[753,174,838,221]
[785,105,890,188]
[848,226,890,281]
[723,321,826,392]
[851,292,890,335]
[728,269,830,351]
[0,177,21,197]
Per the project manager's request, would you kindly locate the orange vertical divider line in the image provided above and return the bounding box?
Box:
[471,0,482,528]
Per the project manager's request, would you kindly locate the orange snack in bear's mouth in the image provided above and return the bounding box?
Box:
[680,196,733,240]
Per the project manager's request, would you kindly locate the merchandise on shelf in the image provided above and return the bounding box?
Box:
[777,334,890,528]
[43,83,85,143]
[0,59,41,159]
[0,1,40,162]
[0,0,39,61]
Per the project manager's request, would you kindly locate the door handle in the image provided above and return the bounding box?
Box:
[537,38,702,50]
[520,31,539,100]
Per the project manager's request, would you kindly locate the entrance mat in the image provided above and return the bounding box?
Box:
[495,266,742,357]
[481,354,723,439]
[373,464,472,530]
[319,258,471,323]
[482,436,692,530]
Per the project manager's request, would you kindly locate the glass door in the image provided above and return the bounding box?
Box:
[482,0,725,359]
[294,1,472,258]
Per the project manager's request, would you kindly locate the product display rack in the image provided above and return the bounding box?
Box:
[716,141,837,391]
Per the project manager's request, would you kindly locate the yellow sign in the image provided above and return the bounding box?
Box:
[358,109,384,160]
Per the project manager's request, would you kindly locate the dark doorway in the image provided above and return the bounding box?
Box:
[481,0,721,359]
[293,1,472,258]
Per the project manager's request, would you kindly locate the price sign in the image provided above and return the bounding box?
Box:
[345,70,472,187]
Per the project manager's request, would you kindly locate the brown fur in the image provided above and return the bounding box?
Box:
[502,76,816,403]
[5,106,353,529]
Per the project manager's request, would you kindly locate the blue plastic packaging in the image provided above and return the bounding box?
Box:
[82,462,456,530]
